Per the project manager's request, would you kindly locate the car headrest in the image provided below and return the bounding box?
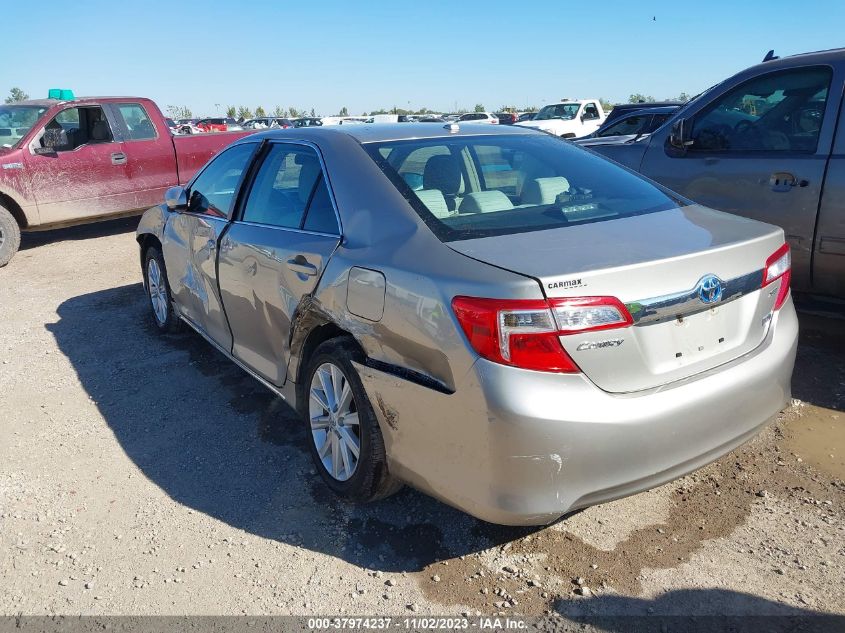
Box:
[521,177,570,205]
[458,190,514,214]
[91,120,112,142]
[423,154,463,195]
[414,189,452,219]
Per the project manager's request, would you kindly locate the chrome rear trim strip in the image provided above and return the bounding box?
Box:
[626,269,764,325]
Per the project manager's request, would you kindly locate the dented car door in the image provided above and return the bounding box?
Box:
[162,142,258,348]
[217,142,341,386]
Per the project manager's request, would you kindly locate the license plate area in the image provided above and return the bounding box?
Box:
[668,307,729,366]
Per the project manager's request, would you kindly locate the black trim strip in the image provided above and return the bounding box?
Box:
[364,359,455,395]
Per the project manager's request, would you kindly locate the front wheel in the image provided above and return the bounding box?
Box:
[143,246,181,333]
[0,205,22,267]
[301,338,402,502]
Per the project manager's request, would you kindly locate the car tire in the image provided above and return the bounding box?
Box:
[143,246,181,333]
[0,204,22,268]
[301,337,402,502]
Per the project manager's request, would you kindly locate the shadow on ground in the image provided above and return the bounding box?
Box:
[48,283,535,575]
[792,297,845,412]
[555,588,845,631]
[20,216,139,252]
[47,283,844,615]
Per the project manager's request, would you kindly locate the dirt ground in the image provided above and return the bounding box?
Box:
[1,218,843,617]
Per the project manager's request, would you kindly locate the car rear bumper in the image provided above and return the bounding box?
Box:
[356,298,798,526]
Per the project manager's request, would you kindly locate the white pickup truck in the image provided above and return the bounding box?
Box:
[516,99,605,138]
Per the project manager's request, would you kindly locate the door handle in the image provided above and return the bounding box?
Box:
[111,152,127,166]
[769,172,807,192]
[286,256,318,276]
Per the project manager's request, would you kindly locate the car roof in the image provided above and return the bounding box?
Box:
[240,122,540,144]
[14,97,150,107]
[616,105,679,116]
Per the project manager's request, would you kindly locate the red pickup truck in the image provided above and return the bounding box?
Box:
[0,96,253,266]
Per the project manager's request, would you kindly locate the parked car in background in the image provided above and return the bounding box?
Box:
[601,100,685,127]
[196,117,243,133]
[243,117,296,130]
[516,100,605,137]
[575,105,679,146]
[590,48,845,299]
[294,117,324,128]
[164,118,178,133]
[136,123,796,525]
[0,96,254,266]
[495,112,519,125]
[458,112,498,124]
[518,112,537,122]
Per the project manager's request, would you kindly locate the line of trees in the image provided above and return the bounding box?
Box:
[628,92,691,104]
[5,87,29,104]
[224,105,319,120]
[169,92,695,120]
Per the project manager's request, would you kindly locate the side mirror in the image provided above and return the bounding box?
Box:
[164,186,188,211]
[669,118,694,149]
[35,127,68,154]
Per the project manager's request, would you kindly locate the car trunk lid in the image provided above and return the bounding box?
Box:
[448,205,786,393]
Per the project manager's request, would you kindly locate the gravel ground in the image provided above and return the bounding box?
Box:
[1,218,843,617]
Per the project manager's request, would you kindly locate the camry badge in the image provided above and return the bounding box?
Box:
[576,339,624,351]
[698,275,723,304]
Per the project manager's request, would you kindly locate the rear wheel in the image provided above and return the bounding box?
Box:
[0,205,22,267]
[143,246,181,333]
[301,338,402,502]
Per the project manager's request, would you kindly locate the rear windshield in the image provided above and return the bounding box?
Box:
[364,134,681,241]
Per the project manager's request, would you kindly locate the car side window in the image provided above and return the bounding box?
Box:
[598,114,647,137]
[187,143,257,218]
[583,103,600,120]
[241,144,323,229]
[39,106,113,152]
[117,103,157,141]
[302,175,340,234]
[651,113,671,130]
[690,67,831,153]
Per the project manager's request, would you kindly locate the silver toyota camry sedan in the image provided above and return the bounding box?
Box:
[136,123,797,525]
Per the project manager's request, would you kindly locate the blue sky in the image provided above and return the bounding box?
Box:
[1,0,842,116]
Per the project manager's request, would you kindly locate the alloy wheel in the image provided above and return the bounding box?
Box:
[309,362,360,481]
[147,257,169,325]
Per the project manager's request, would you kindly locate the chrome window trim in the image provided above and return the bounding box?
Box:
[232,219,340,239]
[627,268,764,325]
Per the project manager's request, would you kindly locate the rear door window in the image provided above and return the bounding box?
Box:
[302,175,340,234]
[116,103,157,140]
[240,144,324,229]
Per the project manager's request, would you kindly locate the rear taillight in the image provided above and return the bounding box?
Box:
[451,296,632,373]
[763,243,791,310]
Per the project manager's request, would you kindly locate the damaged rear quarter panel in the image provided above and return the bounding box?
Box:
[286,132,544,395]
